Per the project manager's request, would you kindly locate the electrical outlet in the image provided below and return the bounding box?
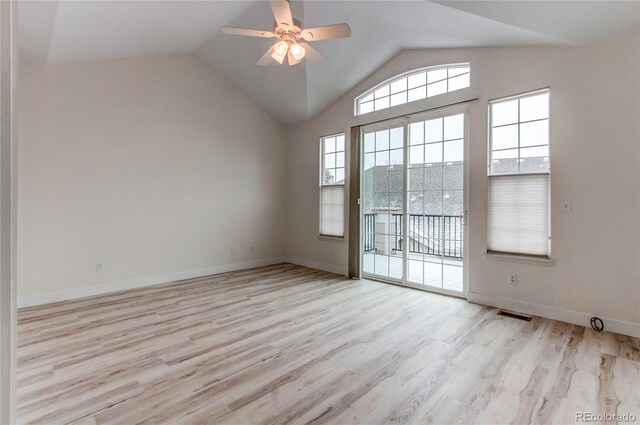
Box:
[250,246,255,253]
[96,263,104,273]
[230,248,236,255]
[508,272,517,285]
[561,200,571,212]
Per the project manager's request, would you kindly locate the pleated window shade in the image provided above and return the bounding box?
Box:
[320,185,345,237]
[487,174,550,256]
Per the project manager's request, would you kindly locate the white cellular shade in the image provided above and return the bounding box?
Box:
[320,185,344,237]
[488,174,550,256]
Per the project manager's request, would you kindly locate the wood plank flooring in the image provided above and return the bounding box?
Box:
[17,264,640,424]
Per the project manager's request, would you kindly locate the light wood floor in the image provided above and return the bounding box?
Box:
[17,264,640,424]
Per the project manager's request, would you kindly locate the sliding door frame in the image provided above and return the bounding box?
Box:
[357,104,470,299]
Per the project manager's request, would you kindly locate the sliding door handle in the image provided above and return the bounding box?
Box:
[460,210,467,226]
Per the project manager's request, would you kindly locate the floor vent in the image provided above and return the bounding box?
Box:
[497,310,532,322]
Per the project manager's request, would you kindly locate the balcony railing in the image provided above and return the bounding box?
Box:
[363,213,463,259]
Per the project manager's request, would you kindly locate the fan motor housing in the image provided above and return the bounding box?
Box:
[274,18,303,39]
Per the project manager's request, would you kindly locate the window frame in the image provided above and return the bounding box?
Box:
[319,133,347,239]
[354,63,471,116]
[487,88,551,259]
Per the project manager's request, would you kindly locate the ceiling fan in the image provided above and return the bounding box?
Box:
[220,0,351,66]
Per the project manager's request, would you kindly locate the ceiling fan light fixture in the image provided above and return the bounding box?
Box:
[290,43,306,61]
[274,40,289,56]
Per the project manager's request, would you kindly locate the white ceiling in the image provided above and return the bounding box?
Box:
[18,1,640,124]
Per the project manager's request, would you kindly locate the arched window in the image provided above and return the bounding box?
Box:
[355,63,470,116]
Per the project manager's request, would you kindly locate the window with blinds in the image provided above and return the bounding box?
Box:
[488,89,550,257]
[320,134,346,237]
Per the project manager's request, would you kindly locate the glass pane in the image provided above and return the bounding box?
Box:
[390,127,403,149]
[427,69,447,83]
[374,170,390,193]
[364,152,375,170]
[408,168,424,191]
[444,114,464,140]
[390,92,407,107]
[443,163,463,190]
[448,73,470,91]
[361,92,374,103]
[520,148,549,174]
[408,260,424,285]
[443,190,463,216]
[424,118,443,143]
[375,150,389,166]
[323,168,335,184]
[374,96,390,111]
[520,120,548,147]
[364,132,375,153]
[409,145,424,165]
[448,67,469,77]
[375,130,390,151]
[425,142,443,164]
[335,168,345,184]
[325,153,336,168]
[336,135,345,152]
[443,264,463,292]
[424,191,443,215]
[492,124,518,151]
[390,148,403,166]
[408,192,425,214]
[520,92,549,122]
[363,251,374,273]
[390,78,407,94]
[424,261,443,288]
[359,101,374,115]
[491,99,518,126]
[409,122,424,145]
[389,254,402,279]
[424,165,443,190]
[336,151,345,167]
[408,72,426,89]
[444,139,463,162]
[389,169,403,194]
[324,137,335,153]
[491,149,519,174]
[408,86,426,102]
[374,85,390,98]
[427,80,447,97]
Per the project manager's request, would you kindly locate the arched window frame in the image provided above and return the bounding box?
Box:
[354,63,471,116]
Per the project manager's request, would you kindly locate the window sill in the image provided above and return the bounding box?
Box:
[319,235,345,243]
[485,251,554,266]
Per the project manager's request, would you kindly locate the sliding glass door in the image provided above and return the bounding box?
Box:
[361,110,467,295]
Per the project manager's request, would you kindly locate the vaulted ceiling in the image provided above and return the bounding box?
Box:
[18,1,640,124]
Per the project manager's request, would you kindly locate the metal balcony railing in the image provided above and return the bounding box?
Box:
[363,213,463,259]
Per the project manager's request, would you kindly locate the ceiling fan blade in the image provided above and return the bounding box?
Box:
[257,46,275,66]
[299,42,328,66]
[300,23,351,41]
[287,51,301,66]
[220,26,274,38]
[269,0,294,29]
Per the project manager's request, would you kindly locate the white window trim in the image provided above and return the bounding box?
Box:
[487,88,552,260]
[319,133,346,239]
[354,63,471,116]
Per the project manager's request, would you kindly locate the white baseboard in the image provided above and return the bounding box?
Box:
[467,291,640,338]
[18,257,285,308]
[283,256,346,276]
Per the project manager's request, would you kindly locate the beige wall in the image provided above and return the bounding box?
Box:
[285,34,640,327]
[18,54,287,299]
